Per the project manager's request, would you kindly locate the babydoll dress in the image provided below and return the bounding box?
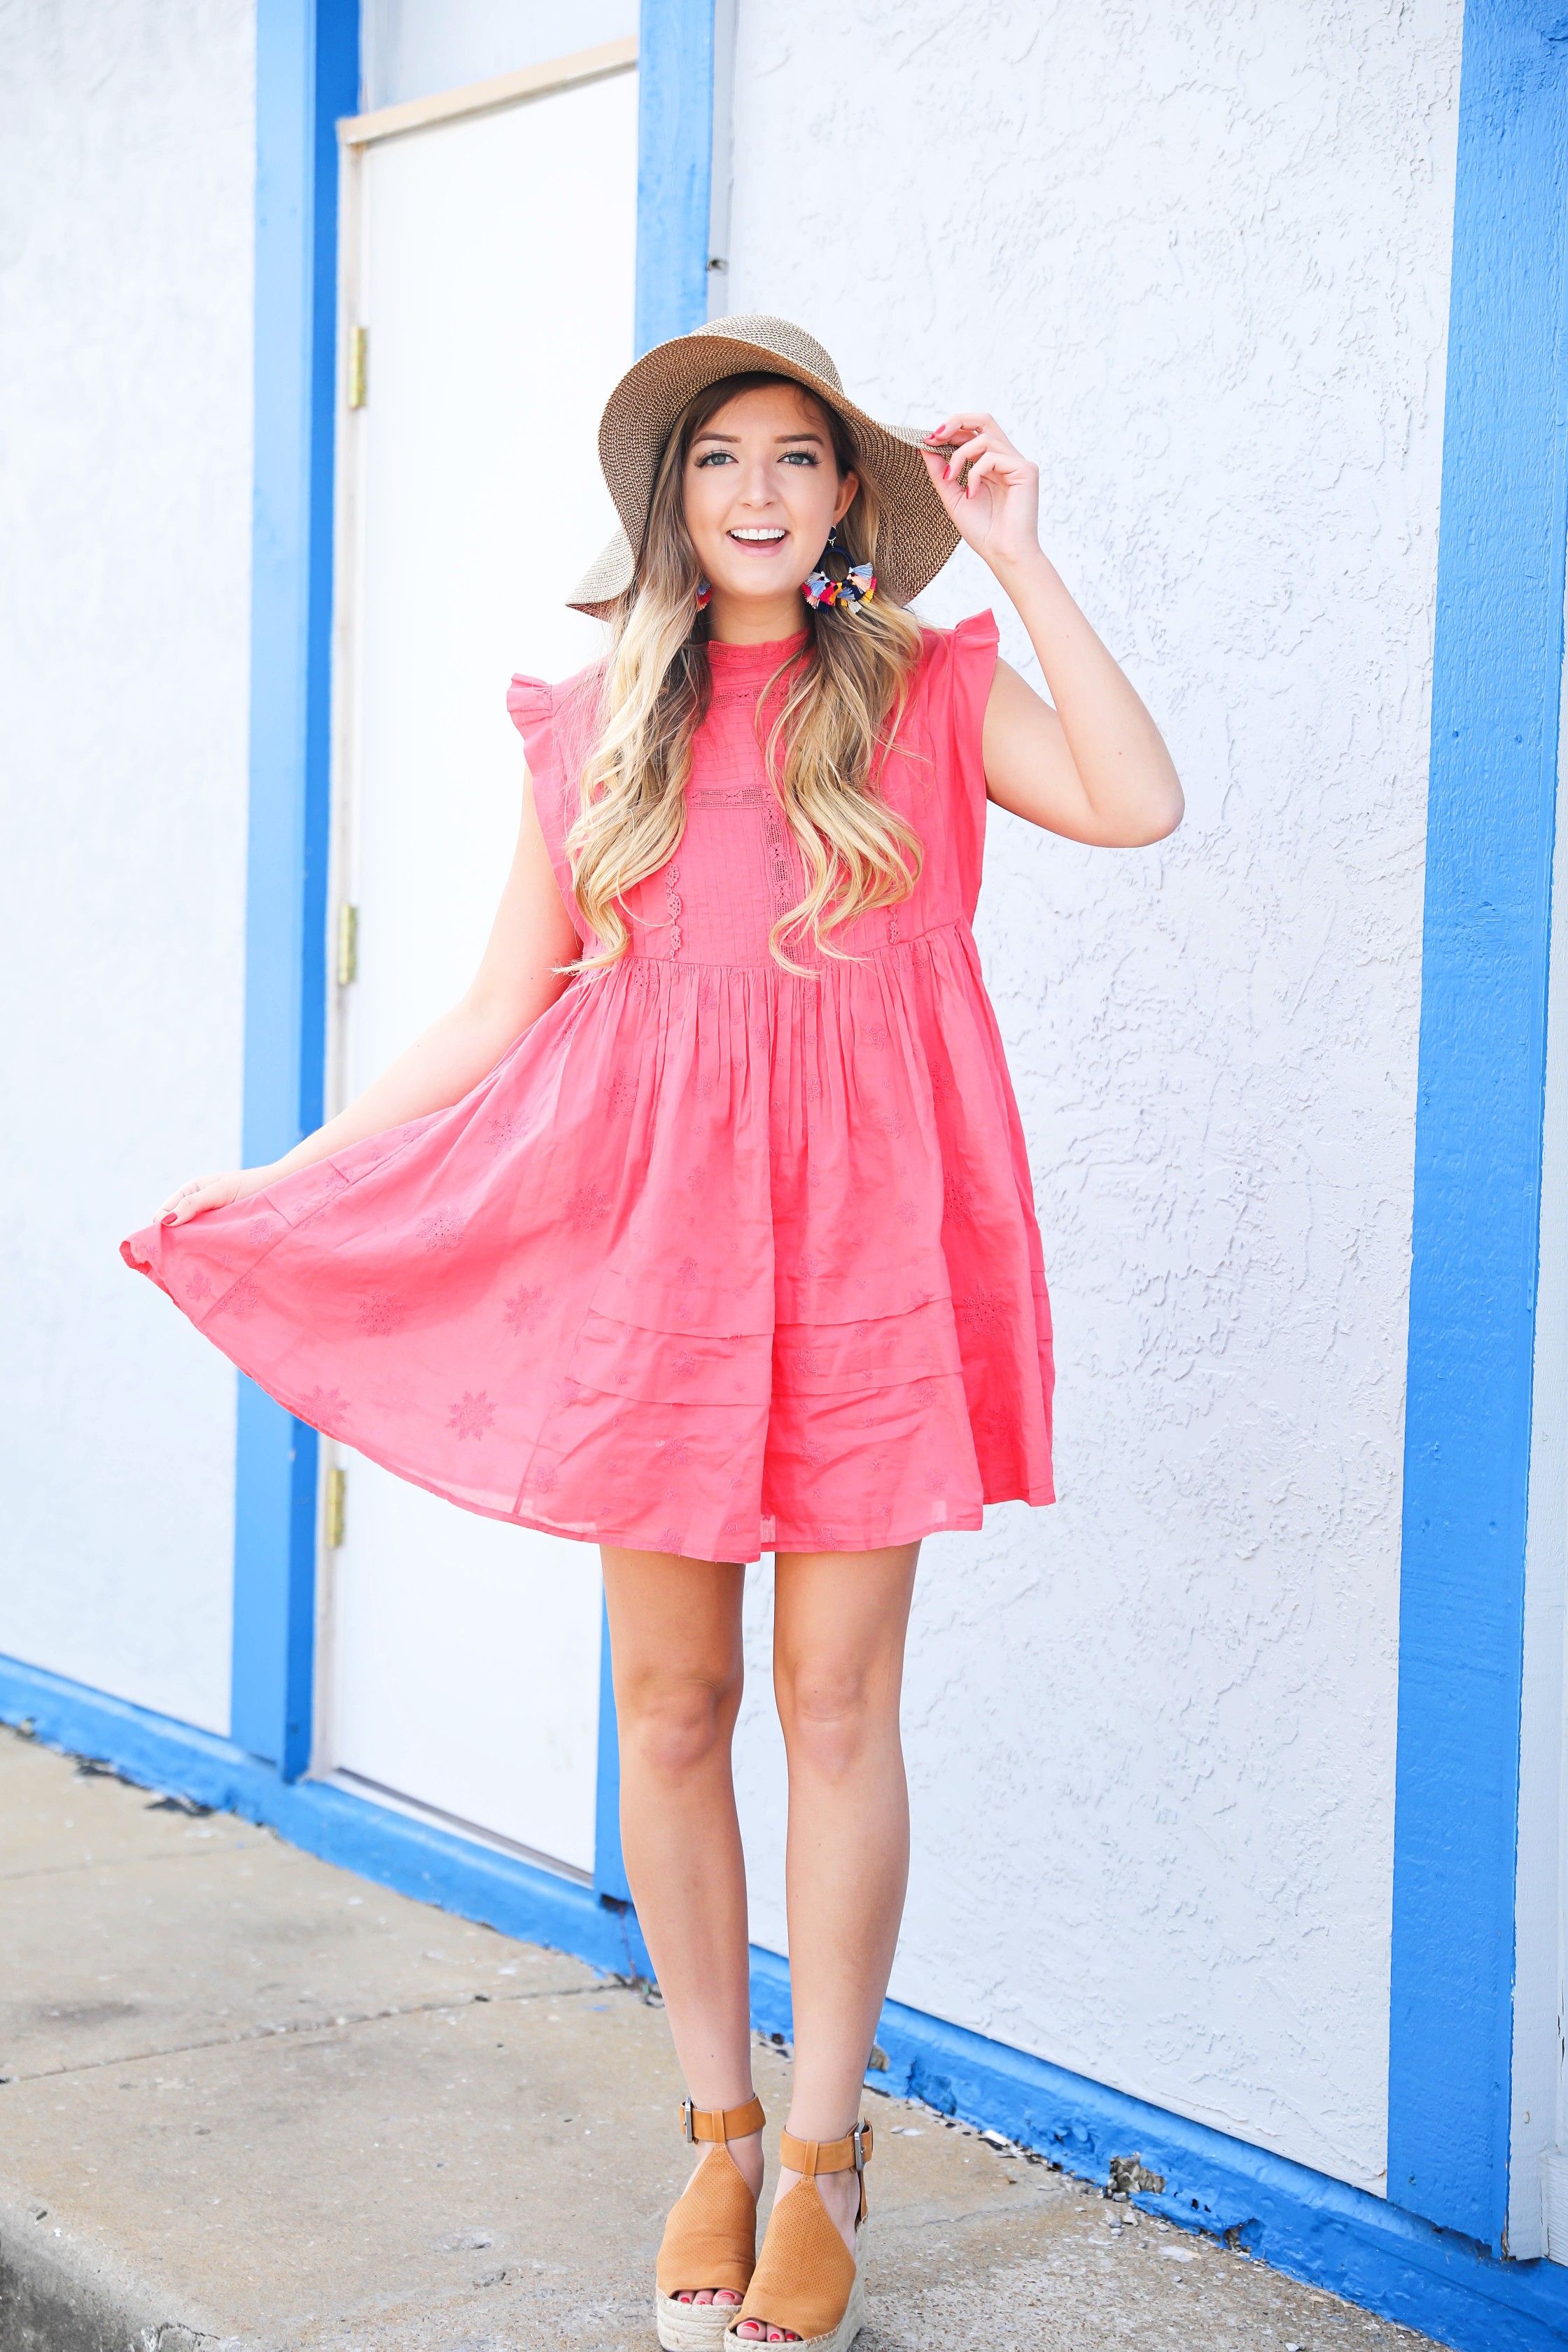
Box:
[122,612,1054,1561]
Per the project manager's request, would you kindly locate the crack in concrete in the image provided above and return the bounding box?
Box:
[0,1977,615,2089]
[0,1847,234,1885]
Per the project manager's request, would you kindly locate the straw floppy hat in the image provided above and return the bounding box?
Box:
[567,314,961,617]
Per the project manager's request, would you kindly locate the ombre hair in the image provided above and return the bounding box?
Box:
[564,374,925,973]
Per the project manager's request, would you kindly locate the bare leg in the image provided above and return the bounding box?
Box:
[601,1546,761,2308]
[737,1542,920,2345]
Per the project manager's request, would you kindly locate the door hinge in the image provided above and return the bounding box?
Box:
[336,902,358,987]
[347,323,368,410]
[324,1464,346,1550]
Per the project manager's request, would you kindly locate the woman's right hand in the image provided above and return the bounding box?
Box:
[158,1166,278,1226]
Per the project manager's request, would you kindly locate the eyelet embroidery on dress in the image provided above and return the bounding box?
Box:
[447,1390,497,1441]
[761,792,794,926]
[356,1289,406,1335]
[503,1284,547,1334]
[665,861,683,958]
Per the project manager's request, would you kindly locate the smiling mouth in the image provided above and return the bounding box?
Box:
[728,527,788,545]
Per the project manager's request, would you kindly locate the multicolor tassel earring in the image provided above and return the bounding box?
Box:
[802,524,876,611]
[694,578,711,610]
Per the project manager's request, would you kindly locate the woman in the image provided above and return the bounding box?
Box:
[125,316,1182,2352]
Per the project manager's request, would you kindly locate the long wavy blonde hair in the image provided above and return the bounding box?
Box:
[566,373,925,972]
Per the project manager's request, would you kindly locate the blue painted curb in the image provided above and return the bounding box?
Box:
[751,1928,1568,2351]
[6,1652,1568,2352]
[853,1997,1568,2352]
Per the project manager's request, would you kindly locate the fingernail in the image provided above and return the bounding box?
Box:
[161,1212,176,1226]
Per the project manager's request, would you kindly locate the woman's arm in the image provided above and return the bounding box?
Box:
[160,771,580,1225]
[922,414,1184,848]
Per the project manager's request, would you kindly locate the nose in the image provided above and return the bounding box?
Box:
[734,454,781,507]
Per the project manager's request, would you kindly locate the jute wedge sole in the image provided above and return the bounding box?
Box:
[654,2095,766,2352]
[722,2123,872,2352]
[657,2289,748,2351]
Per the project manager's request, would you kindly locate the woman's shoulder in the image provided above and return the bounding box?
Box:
[506,662,607,789]
[901,613,997,849]
[506,657,606,727]
[906,611,1001,743]
[912,608,1000,676]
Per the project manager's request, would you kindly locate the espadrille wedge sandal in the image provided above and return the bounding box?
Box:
[723,2121,872,2352]
[655,2094,767,2352]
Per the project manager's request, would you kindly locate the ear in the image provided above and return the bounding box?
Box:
[832,470,860,526]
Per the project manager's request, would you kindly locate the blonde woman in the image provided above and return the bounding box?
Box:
[127,318,1182,2350]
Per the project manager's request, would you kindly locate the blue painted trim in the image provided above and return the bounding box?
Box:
[6,1651,1568,2352]
[635,0,715,351]
[231,1378,318,1772]
[592,1596,631,1901]
[232,0,360,1775]
[1389,0,1568,2250]
[587,0,721,1898]
[843,1991,1568,2352]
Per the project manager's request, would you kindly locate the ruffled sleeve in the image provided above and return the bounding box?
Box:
[506,673,554,762]
[507,673,587,941]
[927,610,999,920]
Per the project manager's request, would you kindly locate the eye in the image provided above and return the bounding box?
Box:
[781,451,819,466]
[694,449,735,468]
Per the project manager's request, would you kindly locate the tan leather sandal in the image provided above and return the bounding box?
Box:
[655,2094,767,2351]
[723,2120,872,2352]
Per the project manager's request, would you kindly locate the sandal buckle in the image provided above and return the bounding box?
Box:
[851,2120,867,2173]
[682,2096,696,2145]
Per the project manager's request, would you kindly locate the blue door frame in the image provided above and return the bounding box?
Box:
[227,0,720,1864]
[1387,0,1568,2259]
[11,2,1568,2344]
[230,0,359,1778]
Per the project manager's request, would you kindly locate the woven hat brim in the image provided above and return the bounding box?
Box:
[567,324,959,616]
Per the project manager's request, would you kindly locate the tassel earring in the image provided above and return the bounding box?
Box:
[694,578,711,611]
[802,523,876,611]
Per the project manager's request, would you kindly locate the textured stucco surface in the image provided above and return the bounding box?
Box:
[0,0,255,1729]
[726,0,1462,2193]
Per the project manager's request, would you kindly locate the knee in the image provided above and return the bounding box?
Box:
[615,1662,741,1780]
[776,1661,892,1783]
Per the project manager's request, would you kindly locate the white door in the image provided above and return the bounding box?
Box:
[321,64,637,1875]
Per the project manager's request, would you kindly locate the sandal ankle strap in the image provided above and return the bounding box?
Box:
[779,2120,874,2222]
[681,2093,765,2144]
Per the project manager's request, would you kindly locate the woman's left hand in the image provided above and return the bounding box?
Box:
[921,413,1041,573]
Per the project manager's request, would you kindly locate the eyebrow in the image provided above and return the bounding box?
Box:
[691,429,827,447]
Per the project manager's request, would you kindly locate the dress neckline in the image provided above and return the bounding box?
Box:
[705,629,808,678]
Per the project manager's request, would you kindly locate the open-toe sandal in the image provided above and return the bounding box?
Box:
[723,2120,872,2352]
[656,2094,766,2351]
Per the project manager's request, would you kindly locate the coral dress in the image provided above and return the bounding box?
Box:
[123,613,1054,1560]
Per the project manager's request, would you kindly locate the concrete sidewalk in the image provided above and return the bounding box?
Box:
[0,1724,1435,2352]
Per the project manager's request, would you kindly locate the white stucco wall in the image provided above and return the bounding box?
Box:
[727,0,1462,2192]
[0,0,255,1731]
